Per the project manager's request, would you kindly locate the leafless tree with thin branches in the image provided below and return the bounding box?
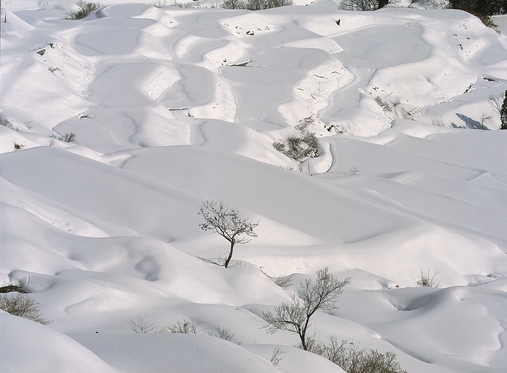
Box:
[198,200,259,268]
[263,267,351,351]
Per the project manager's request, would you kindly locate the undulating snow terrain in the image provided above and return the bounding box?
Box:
[1,0,506,372]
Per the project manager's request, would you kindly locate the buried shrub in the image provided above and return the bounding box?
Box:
[0,293,51,325]
[65,0,101,20]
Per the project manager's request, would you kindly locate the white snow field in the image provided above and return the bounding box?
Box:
[0,0,506,372]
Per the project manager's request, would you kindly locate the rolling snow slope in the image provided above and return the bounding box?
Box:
[1,1,507,372]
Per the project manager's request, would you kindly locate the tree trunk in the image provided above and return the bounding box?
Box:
[300,332,307,350]
[224,240,235,268]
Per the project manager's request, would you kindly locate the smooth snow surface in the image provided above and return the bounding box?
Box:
[1,0,506,372]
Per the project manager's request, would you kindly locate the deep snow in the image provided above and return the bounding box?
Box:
[0,0,506,372]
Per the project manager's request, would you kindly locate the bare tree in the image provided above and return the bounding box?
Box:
[198,200,259,268]
[263,267,351,351]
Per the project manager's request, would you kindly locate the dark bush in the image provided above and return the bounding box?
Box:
[65,0,101,20]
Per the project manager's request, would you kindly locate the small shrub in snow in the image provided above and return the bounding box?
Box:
[65,0,101,20]
[170,0,198,8]
[61,132,77,142]
[312,336,407,373]
[52,132,77,143]
[13,143,24,150]
[221,0,246,8]
[198,200,259,268]
[273,131,320,164]
[274,116,320,164]
[0,117,15,130]
[211,325,235,341]
[339,0,389,11]
[375,96,392,113]
[263,267,351,351]
[273,274,293,289]
[129,316,158,333]
[270,345,285,366]
[349,166,361,175]
[244,0,292,10]
[221,0,292,9]
[0,293,51,325]
[166,317,200,333]
[417,269,439,288]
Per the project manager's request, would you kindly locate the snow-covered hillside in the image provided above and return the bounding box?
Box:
[1,0,506,372]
